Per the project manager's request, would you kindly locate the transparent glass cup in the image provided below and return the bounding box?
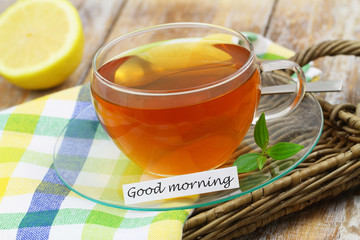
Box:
[91,22,306,176]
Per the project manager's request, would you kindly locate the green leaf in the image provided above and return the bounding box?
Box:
[268,142,304,160]
[254,113,269,151]
[233,153,261,173]
[257,155,267,170]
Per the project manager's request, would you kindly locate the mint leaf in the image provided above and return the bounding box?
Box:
[268,142,304,160]
[233,153,261,173]
[257,155,267,170]
[234,113,304,174]
[254,113,269,151]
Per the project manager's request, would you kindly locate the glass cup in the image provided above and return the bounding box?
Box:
[91,22,306,176]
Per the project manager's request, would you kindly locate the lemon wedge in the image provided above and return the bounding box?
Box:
[0,0,84,89]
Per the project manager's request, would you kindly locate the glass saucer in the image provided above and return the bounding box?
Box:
[53,93,323,211]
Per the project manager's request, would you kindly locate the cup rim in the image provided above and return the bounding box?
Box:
[92,22,256,97]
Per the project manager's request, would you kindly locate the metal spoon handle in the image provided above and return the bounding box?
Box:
[261,80,343,95]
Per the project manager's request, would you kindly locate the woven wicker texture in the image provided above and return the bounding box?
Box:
[183,40,360,240]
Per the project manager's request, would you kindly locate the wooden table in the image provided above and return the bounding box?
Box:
[1,0,359,239]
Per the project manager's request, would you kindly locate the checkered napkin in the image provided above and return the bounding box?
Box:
[0,33,320,240]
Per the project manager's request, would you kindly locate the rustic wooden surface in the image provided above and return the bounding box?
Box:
[1,0,359,239]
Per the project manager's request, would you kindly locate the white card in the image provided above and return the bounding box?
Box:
[122,166,240,205]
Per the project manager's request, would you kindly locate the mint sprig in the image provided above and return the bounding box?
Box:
[233,113,304,173]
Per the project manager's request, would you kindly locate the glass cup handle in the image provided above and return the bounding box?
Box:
[255,59,307,122]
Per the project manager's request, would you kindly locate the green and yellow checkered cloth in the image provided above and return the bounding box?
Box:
[0,33,320,239]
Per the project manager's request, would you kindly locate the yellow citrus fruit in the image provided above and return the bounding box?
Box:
[114,38,232,87]
[0,0,84,89]
[141,38,232,69]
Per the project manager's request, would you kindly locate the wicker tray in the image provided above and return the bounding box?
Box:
[183,40,360,240]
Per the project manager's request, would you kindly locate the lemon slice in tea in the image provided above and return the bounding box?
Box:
[114,38,234,88]
[0,0,84,89]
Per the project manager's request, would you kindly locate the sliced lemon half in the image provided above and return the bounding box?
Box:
[0,0,84,89]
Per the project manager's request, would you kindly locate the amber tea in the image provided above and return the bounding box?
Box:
[92,38,261,176]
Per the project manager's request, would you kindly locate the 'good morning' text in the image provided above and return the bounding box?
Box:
[122,167,240,205]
